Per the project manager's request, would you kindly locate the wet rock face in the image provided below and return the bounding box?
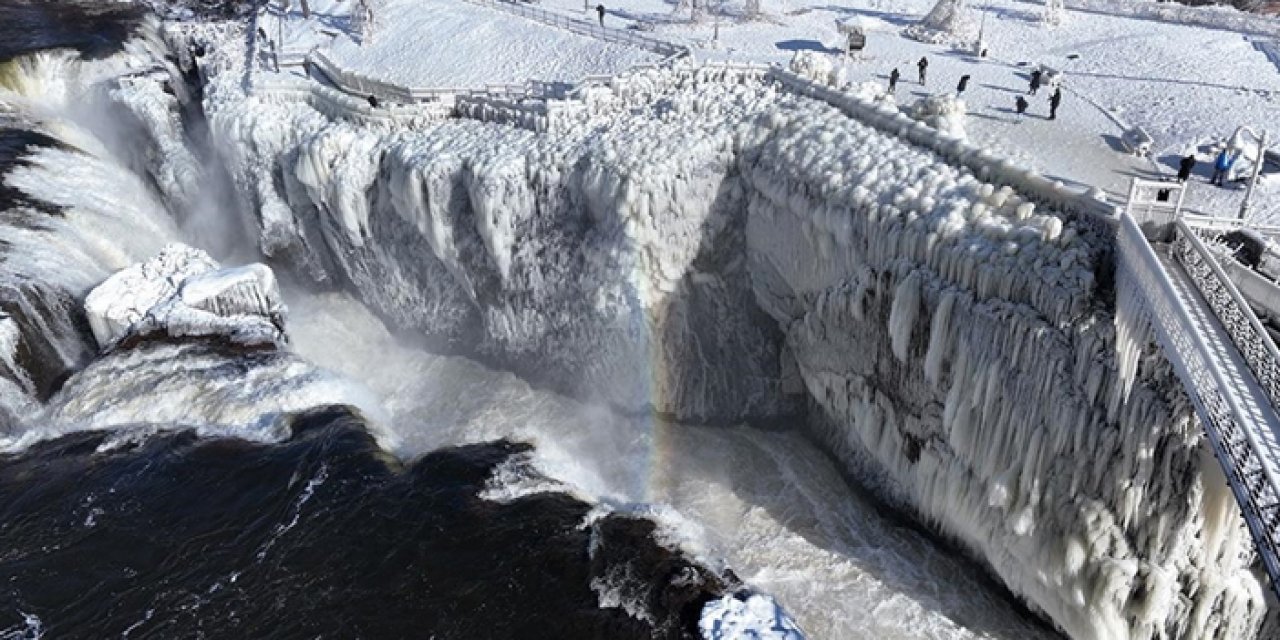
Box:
[84,243,286,352]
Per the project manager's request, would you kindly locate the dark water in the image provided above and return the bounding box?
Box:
[0,4,734,639]
[0,1,145,62]
[0,408,728,639]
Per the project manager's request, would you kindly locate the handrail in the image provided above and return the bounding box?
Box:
[1175,219,1280,413]
[1117,212,1280,597]
[1182,214,1280,238]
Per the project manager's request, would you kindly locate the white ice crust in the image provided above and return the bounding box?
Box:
[84,243,286,350]
[699,594,804,640]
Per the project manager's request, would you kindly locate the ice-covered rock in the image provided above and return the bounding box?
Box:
[699,593,804,639]
[787,51,842,87]
[84,243,286,350]
[910,93,967,139]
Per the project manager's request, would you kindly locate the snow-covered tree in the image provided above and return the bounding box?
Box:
[351,0,379,43]
[744,0,761,18]
[675,0,706,22]
[1041,0,1066,26]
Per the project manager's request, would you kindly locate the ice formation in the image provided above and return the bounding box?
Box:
[910,93,967,139]
[904,0,979,46]
[92,21,1273,639]
[699,593,804,639]
[83,243,286,351]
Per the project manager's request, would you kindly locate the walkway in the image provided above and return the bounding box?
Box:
[1118,212,1280,599]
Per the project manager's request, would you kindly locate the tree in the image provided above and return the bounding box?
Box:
[1042,0,1066,26]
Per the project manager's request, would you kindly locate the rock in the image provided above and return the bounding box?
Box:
[84,243,286,351]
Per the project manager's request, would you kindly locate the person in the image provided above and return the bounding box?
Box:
[917,56,928,85]
[367,94,379,109]
[1015,95,1028,121]
[889,67,900,93]
[1211,148,1237,186]
[956,74,970,95]
[1177,154,1196,183]
[596,4,605,26]
[1029,69,1042,95]
[1048,87,1061,120]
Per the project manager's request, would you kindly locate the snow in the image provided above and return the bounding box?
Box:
[526,0,1280,221]
[699,593,804,640]
[83,244,286,351]
[323,0,660,89]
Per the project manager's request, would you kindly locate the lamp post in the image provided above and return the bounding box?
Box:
[1236,126,1270,221]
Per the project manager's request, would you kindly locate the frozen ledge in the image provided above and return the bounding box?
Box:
[84,243,287,351]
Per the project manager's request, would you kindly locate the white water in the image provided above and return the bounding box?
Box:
[287,290,1057,639]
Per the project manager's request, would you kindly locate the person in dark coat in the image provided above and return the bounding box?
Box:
[956,74,971,95]
[889,67,900,93]
[596,4,605,26]
[1048,87,1061,120]
[917,56,928,84]
[1029,69,1042,95]
[1015,95,1028,121]
[1177,154,1196,183]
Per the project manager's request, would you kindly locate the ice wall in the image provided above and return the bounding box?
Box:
[738,103,1265,640]
[180,28,1268,637]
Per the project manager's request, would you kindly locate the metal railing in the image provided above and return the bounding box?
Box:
[1175,220,1280,412]
[463,0,692,61]
[1116,212,1280,600]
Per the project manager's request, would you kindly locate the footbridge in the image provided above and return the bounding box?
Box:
[1117,189,1280,600]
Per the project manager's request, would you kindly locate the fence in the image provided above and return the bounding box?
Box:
[1178,220,1280,412]
[463,0,692,62]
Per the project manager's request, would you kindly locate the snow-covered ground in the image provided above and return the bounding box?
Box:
[525,0,1280,220]
[267,0,1280,220]
[287,0,659,88]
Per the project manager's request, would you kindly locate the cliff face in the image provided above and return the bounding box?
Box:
[180,26,1266,637]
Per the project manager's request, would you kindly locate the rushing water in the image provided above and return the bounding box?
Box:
[0,2,1062,638]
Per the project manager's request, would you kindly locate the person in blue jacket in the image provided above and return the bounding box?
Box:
[1211,148,1238,187]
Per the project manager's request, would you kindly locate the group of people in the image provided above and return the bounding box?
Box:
[886,56,928,93]
[878,57,1252,192]
[1177,149,1242,187]
[887,58,1063,121]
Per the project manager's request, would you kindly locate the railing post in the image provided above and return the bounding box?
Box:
[1240,129,1269,222]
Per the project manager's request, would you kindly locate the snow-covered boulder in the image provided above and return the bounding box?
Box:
[699,593,804,639]
[910,93,967,139]
[84,244,286,351]
[788,51,842,87]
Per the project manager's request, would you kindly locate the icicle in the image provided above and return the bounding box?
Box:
[889,271,922,362]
